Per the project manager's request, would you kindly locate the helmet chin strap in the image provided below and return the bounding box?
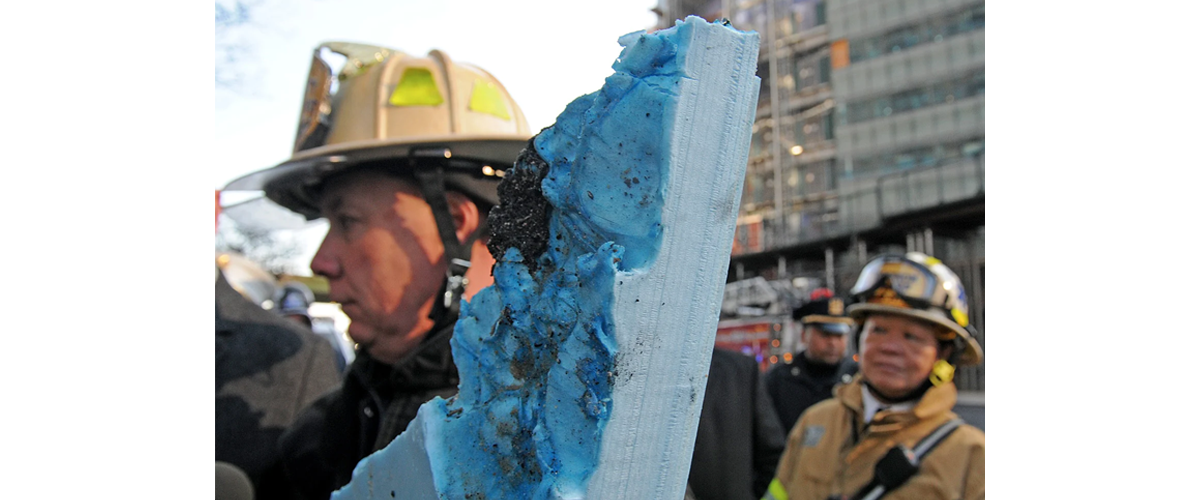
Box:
[410,153,478,328]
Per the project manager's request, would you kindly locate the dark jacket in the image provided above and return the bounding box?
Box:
[276,324,459,500]
[763,352,858,434]
[687,348,787,500]
[215,273,342,500]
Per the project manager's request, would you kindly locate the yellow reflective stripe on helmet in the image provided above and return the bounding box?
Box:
[762,478,788,500]
[468,78,511,120]
[389,68,444,106]
[951,307,969,327]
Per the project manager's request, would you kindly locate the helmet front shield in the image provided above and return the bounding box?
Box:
[294,51,333,153]
[849,255,944,312]
[294,42,397,153]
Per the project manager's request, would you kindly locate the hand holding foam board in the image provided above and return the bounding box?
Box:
[332,16,760,500]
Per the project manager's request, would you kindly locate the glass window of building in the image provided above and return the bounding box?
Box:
[791,56,807,90]
[843,137,984,180]
[733,1,768,36]
[751,127,768,157]
[748,174,766,205]
[962,139,984,157]
[845,72,985,125]
[794,111,832,146]
[787,167,801,189]
[757,61,772,108]
[782,0,827,34]
[807,159,835,195]
[847,2,984,64]
[792,49,830,93]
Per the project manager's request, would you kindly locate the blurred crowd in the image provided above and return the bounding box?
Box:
[216,41,983,500]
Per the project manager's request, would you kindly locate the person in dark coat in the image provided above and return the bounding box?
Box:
[223,43,533,499]
[686,347,787,500]
[216,269,342,499]
[276,316,459,499]
[763,297,859,433]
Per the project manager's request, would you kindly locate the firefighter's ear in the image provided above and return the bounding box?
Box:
[445,191,480,244]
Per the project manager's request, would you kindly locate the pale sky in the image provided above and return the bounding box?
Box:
[216,0,661,191]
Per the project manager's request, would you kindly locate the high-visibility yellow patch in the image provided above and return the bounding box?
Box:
[951,307,969,326]
[389,68,444,107]
[468,79,511,120]
[764,478,789,500]
[925,256,943,266]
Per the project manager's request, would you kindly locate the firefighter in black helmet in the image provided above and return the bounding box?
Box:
[223,42,532,499]
[763,296,859,433]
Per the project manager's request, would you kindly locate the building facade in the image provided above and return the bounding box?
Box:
[655,0,984,390]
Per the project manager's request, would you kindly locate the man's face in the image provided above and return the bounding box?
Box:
[802,325,847,365]
[859,313,946,400]
[310,170,447,365]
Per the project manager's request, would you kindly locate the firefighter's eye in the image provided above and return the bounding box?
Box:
[903,332,932,346]
[335,214,360,230]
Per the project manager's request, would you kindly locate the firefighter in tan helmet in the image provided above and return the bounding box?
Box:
[223,42,531,499]
[764,252,984,500]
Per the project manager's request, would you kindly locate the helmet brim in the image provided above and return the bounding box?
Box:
[800,314,855,335]
[808,321,853,335]
[847,303,983,366]
[223,134,531,219]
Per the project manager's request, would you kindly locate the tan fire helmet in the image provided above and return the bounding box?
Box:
[223,42,533,219]
[847,252,983,366]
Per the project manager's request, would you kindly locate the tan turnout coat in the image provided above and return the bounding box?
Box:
[770,374,984,500]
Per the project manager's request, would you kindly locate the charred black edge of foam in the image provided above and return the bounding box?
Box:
[486,137,552,273]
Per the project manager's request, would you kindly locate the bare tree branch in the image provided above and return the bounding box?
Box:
[216,216,305,276]
[215,0,263,90]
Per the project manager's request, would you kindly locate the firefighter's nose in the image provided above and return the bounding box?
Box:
[310,240,341,279]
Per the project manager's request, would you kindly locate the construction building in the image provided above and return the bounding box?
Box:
[655,0,984,390]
